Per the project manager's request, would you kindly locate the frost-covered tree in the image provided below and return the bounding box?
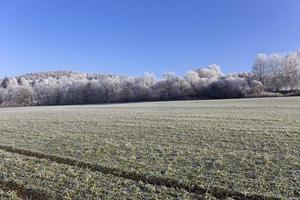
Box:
[131,73,156,101]
[266,53,284,92]
[205,77,249,99]
[253,54,268,85]
[185,70,211,98]
[283,51,300,91]
[1,51,299,107]
[252,50,300,92]
[250,80,263,97]
[195,64,223,79]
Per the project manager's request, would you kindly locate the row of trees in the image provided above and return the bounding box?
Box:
[0,50,299,107]
[253,50,300,92]
[0,65,262,106]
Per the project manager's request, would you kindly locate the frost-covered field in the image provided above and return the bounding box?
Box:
[0,97,299,199]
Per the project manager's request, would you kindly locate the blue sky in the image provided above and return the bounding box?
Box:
[0,0,300,78]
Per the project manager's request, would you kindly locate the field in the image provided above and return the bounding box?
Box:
[0,97,299,200]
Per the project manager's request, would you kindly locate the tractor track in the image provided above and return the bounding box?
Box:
[0,144,281,200]
[0,179,56,200]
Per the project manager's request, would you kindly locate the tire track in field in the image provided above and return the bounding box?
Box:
[0,179,56,200]
[0,144,280,200]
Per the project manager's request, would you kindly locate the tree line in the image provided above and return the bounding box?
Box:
[0,50,299,107]
[253,50,300,92]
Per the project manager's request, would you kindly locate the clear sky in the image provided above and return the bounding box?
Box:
[0,0,300,78]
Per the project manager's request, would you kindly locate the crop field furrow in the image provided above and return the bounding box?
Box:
[0,183,23,200]
[0,149,203,200]
[0,97,299,199]
[0,144,280,200]
[0,179,55,200]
